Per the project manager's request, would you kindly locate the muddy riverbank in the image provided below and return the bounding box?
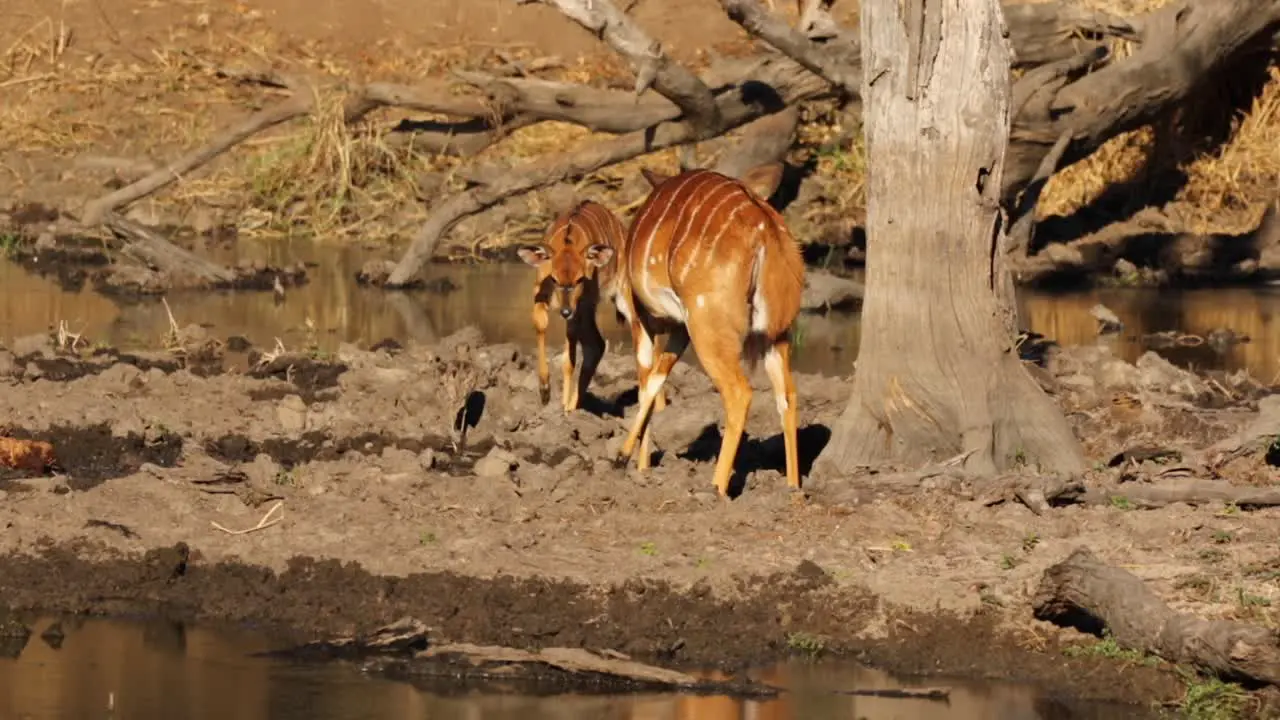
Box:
[2,324,1279,713]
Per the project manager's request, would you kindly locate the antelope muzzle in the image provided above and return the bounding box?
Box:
[558,284,576,319]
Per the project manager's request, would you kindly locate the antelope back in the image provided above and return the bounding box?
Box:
[625,166,801,340]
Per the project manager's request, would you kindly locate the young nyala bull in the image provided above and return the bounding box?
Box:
[518,201,667,430]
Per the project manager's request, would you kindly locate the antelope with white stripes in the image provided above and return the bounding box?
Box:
[611,163,805,497]
[518,201,666,424]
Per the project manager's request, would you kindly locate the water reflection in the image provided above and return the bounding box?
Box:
[0,617,1151,720]
[2,237,1278,379]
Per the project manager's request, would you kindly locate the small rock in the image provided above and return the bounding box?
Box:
[34,232,56,251]
[1113,258,1138,278]
[11,333,52,358]
[556,454,585,473]
[474,448,517,478]
[1057,373,1096,391]
[1097,359,1140,389]
[276,395,308,433]
[603,435,626,459]
[99,363,145,392]
[1089,304,1123,334]
[418,448,438,471]
[225,335,253,352]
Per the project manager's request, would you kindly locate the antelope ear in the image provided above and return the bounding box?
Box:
[741,161,785,200]
[516,244,551,266]
[640,167,673,189]
[584,244,615,268]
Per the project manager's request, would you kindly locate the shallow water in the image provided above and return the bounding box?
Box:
[0,616,1154,720]
[2,237,1278,379]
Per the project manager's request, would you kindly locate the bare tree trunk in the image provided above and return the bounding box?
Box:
[814,0,1086,476]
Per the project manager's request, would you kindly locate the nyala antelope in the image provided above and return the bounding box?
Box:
[518,201,666,424]
[611,163,805,497]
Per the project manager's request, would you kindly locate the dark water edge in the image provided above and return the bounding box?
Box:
[0,615,1160,720]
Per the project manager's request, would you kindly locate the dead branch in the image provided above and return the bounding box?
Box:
[386,115,540,158]
[720,0,860,95]
[418,642,778,695]
[1003,1,1280,207]
[342,80,495,124]
[81,77,316,226]
[800,268,864,312]
[210,501,284,535]
[1002,2,1138,68]
[711,105,800,179]
[1033,547,1280,687]
[383,55,825,287]
[797,0,844,42]
[103,213,237,287]
[835,686,951,701]
[524,0,723,136]
[1084,478,1280,510]
[451,70,681,133]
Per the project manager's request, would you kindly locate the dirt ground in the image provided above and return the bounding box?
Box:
[2,321,1280,713]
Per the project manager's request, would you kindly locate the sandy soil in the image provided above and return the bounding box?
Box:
[2,322,1280,711]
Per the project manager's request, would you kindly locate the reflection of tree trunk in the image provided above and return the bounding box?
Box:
[385,292,440,345]
[815,0,1086,475]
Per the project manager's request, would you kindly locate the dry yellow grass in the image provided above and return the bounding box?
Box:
[0,0,1277,252]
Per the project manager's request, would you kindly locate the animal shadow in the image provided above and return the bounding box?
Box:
[576,386,640,419]
[674,423,833,498]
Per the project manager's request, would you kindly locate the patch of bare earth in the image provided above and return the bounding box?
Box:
[2,324,1279,708]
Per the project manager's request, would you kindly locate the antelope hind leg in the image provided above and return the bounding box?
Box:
[764,337,801,489]
[687,319,753,497]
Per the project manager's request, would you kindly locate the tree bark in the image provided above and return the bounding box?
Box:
[813,0,1086,476]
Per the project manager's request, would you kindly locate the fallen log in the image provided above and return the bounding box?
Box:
[393,642,779,696]
[285,618,779,697]
[103,213,237,288]
[1084,479,1280,510]
[1033,547,1280,687]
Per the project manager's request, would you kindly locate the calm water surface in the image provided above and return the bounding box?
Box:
[1,238,1279,379]
[0,617,1155,720]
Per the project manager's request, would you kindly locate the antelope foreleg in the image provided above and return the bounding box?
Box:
[532,301,551,405]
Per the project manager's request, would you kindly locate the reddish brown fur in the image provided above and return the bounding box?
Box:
[518,201,665,422]
[614,163,806,496]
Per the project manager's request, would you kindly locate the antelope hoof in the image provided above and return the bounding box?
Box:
[611,454,631,471]
[539,386,551,405]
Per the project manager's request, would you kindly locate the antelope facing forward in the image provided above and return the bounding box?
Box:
[612,163,805,496]
[518,201,667,423]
